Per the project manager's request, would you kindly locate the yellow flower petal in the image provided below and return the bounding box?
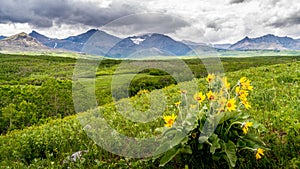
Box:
[206,91,217,101]
[163,114,177,128]
[206,74,215,83]
[242,122,253,134]
[222,77,230,90]
[175,101,181,106]
[194,92,206,103]
[242,99,251,109]
[226,98,236,112]
[255,148,264,160]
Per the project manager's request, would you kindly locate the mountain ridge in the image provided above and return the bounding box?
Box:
[1,30,300,57]
[29,29,121,55]
[229,34,300,50]
[105,33,192,58]
[0,32,49,51]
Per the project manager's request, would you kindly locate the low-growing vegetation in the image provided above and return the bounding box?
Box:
[0,55,299,168]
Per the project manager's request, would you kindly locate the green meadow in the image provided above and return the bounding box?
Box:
[0,53,299,168]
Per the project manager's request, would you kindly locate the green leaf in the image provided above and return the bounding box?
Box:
[169,132,187,147]
[222,140,237,167]
[212,153,221,161]
[198,144,203,150]
[183,111,198,132]
[219,111,238,124]
[198,136,209,143]
[159,147,181,167]
[153,132,186,158]
[209,134,221,154]
[153,142,171,157]
[164,128,180,137]
[180,145,192,154]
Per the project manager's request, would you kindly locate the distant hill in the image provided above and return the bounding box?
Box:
[211,43,232,50]
[30,29,121,55]
[182,40,218,52]
[105,33,192,58]
[0,32,49,51]
[229,34,300,50]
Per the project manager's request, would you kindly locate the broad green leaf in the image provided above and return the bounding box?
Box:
[222,140,237,167]
[183,111,198,132]
[219,111,239,124]
[209,134,221,154]
[169,132,187,147]
[153,132,186,158]
[159,147,181,167]
[153,142,171,157]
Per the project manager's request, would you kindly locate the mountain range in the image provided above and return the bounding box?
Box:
[229,34,300,50]
[106,34,194,58]
[1,30,300,58]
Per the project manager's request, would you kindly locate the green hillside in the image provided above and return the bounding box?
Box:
[0,59,299,168]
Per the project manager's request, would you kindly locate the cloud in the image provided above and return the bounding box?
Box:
[206,21,221,31]
[0,0,299,43]
[102,13,191,37]
[268,11,300,28]
[229,0,247,4]
[0,0,142,28]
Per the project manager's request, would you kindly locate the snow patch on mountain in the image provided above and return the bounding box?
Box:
[130,37,146,45]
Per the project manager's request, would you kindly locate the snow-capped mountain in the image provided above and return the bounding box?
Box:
[105,33,192,58]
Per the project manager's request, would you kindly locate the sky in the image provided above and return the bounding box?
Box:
[0,0,299,44]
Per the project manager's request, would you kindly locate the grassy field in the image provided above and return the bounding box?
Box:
[0,53,299,168]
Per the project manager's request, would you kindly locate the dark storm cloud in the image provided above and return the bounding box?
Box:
[0,0,141,28]
[268,11,300,28]
[206,22,221,31]
[102,13,191,35]
[229,0,247,4]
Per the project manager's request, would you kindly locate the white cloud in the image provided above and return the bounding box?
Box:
[0,0,299,43]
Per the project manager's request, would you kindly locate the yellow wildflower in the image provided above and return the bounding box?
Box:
[226,98,236,112]
[175,101,181,106]
[242,121,253,134]
[137,89,149,95]
[217,97,227,112]
[255,148,264,160]
[239,77,247,83]
[242,99,251,109]
[206,74,215,83]
[222,77,230,90]
[239,77,253,91]
[194,92,206,103]
[163,114,177,128]
[206,91,217,101]
[236,87,248,95]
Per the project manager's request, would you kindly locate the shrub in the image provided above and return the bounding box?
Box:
[153,75,267,168]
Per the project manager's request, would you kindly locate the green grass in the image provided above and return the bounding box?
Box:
[0,60,299,168]
[0,53,299,133]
